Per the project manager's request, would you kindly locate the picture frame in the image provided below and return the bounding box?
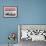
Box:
[4,6,17,17]
[18,24,46,42]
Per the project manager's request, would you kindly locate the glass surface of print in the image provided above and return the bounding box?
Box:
[4,6,17,17]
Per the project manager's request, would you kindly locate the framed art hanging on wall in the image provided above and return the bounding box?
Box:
[4,6,17,17]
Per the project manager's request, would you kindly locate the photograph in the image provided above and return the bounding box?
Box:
[4,6,17,17]
[18,25,46,41]
[18,25,46,46]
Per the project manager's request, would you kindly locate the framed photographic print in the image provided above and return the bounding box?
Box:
[4,6,17,17]
[18,24,46,42]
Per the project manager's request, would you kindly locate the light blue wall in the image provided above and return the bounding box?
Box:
[0,0,46,44]
[0,0,18,44]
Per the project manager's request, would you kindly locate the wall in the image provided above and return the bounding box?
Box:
[0,0,46,44]
[0,0,18,44]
